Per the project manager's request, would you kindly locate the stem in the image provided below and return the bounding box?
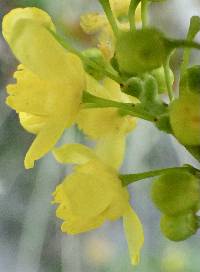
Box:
[181,16,200,77]
[167,39,200,51]
[120,165,197,186]
[164,55,174,101]
[82,91,156,122]
[141,0,148,28]
[128,0,141,32]
[98,0,119,37]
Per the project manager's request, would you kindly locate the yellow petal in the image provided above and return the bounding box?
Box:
[2,8,85,83]
[123,205,144,266]
[95,133,126,170]
[7,64,83,130]
[24,117,66,169]
[55,172,113,218]
[53,143,97,165]
[2,7,55,42]
[61,215,104,234]
[19,112,47,134]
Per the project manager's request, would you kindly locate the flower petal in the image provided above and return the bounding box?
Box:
[61,215,104,234]
[2,8,85,83]
[53,143,97,165]
[123,205,144,266]
[95,133,126,170]
[24,117,66,169]
[19,112,47,134]
[55,172,113,218]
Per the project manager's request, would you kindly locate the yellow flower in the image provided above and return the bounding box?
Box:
[2,8,86,169]
[77,74,138,169]
[52,143,144,265]
[80,1,141,60]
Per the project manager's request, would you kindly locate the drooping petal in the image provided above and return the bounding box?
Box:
[123,205,144,266]
[53,143,97,165]
[24,117,66,169]
[95,133,126,169]
[2,8,85,84]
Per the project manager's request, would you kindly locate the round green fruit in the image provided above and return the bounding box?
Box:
[180,65,200,95]
[116,28,166,75]
[151,171,200,216]
[160,213,198,241]
[169,93,200,146]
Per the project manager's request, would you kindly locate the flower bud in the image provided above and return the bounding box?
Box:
[160,213,198,241]
[122,77,143,98]
[151,171,200,216]
[141,75,158,102]
[116,28,166,75]
[169,93,200,146]
[180,65,200,95]
[151,66,174,93]
[82,48,107,80]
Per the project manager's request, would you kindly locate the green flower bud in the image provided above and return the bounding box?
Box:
[169,93,200,146]
[142,75,158,102]
[180,65,200,95]
[116,28,167,75]
[122,77,143,98]
[160,213,198,241]
[82,48,107,80]
[151,171,200,216]
[151,66,174,93]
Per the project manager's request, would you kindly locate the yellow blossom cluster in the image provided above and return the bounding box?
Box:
[2,2,144,266]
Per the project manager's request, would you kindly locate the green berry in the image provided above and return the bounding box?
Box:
[160,213,198,241]
[169,93,200,146]
[180,65,200,95]
[116,28,166,75]
[151,171,200,216]
[151,66,174,93]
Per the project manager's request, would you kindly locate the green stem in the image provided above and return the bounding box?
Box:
[82,91,156,121]
[164,55,174,101]
[181,16,200,77]
[128,0,141,32]
[98,0,119,37]
[141,0,148,28]
[120,165,197,186]
[167,39,200,51]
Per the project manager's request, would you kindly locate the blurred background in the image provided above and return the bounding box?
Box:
[0,0,200,271]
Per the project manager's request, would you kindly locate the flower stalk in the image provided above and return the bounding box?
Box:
[120,165,199,186]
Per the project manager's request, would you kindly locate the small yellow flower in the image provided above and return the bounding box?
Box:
[52,143,144,265]
[77,75,138,169]
[2,8,86,169]
[80,1,141,60]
